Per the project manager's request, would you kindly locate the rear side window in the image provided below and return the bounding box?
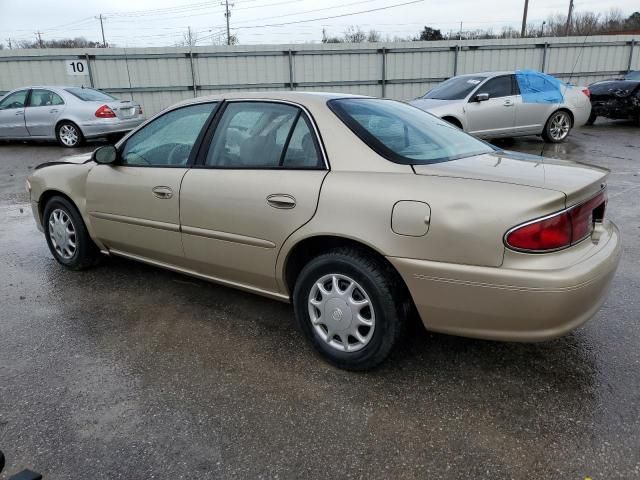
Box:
[204,101,322,169]
[65,87,116,102]
[29,89,64,107]
[328,98,493,165]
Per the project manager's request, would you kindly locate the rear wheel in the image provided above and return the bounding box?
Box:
[56,121,83,148]
[43,196,101,270]
[293,248,407,370]
[542,110,572,143]
[586,112,597,126]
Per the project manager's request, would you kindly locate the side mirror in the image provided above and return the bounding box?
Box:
[475,93,490,102]
[92,145,118,165]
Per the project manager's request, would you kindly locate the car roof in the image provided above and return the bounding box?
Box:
[171,91,370,109]
[456,71,513,78]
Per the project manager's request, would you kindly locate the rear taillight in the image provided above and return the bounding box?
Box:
[582,88,591,98]
[95,105,116,118]
[505,190,606,252]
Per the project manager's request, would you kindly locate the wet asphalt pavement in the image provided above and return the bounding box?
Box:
[0,122,639,479]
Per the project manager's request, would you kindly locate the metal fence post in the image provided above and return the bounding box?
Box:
[288,49,294,90]
[628,39,636,73]
[189,50,197,97]
[381,47,387,98]
[84,53,94,87]
[453,45,459,76]
[541,42,548,73]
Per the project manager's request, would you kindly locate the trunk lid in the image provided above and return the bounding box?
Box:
[105,100,141,119]
[412,150,608,206]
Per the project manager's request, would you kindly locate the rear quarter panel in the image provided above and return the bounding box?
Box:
[276,171,566,289]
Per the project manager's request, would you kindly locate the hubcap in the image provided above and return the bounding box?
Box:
[59,124,79,146]
[308,274,375,352]
[48,209,77,259]
[549,113,570,141]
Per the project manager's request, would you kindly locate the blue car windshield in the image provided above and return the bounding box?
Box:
[328,98,494,165]
[624,71,640,80]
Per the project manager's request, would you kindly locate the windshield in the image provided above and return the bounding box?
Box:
[624,71,640,81]
[423,76,487,100]
[65,87,116,102]
[328,98,494,165]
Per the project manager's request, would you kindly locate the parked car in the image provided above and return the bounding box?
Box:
[0,86,144,147]
[26,92,620,370]
[587,71,640,125]
[410,71,592,143]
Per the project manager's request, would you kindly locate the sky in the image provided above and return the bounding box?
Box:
[0,0,638,47]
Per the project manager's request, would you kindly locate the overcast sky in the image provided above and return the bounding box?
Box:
[1,0,638,47]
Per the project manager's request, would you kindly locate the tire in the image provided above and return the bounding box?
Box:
[56,121,84,148]
[586,112,597,126]
[542,110,572,143]
[292,247,408,370]
[43,196,101,270]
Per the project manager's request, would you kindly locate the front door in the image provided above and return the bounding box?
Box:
[25,89,66,137]
[0,90,30,138]
[465,75,517,137]
[179,101,328,294]
[86,101,218,264]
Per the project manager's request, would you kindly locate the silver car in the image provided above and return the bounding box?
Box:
[410,71,592,143]
[0,86,145,147]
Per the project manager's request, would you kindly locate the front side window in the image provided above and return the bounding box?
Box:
[424,76,487,100]
[329,98,493,165]
[121,103,217,167]
[475,75,513,99]
[0,90,28,110]
[205,102,321,168]
[29,89,64,107]
[65,87,116,102]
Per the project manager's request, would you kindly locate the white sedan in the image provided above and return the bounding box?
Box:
[410,71,592,143]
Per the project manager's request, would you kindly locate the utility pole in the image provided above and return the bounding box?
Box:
[5,38,12,49]
[96,14,106,47]
[223,0,232,45]
[565,0,574,36]
[35,31,43,48]
[520,0,529,37]
[458,22,462,41]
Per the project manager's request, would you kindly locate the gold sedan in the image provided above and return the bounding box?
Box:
[26,92,621,370]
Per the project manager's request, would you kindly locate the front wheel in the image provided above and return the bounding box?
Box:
[542,110,572,143]
[43,196,101,270]
[293,248,408,370]
[56,121,84,148]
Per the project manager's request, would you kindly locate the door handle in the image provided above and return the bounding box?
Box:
[267,194,296,209]
[152,186,173,199]
[49,109,59,113]
[15,110,24,115]
[503,99,514,106]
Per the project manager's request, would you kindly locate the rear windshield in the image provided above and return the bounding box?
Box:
[328,98,493,165]
[65,87,116,102]
[423,75,487,100]
[624,71,640,81]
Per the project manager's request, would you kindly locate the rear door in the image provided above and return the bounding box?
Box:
[179,100,328,294]
[25,89,66,137]
[86,102,218,264]
[512,75,556,135]
[0,90,30,138]
[465,75,517,137]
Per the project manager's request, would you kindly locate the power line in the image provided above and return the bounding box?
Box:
[232,0,426,30]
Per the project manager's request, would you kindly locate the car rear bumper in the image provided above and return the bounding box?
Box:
[80,117,145,138]
[389,220,621,342]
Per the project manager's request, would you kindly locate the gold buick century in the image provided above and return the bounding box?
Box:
[27,92,621,370]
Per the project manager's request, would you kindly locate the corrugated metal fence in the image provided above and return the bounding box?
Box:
[1,35,638,115]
